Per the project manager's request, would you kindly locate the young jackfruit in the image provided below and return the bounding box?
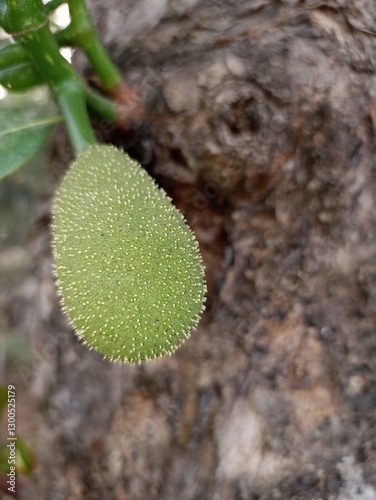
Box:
[52,144,206,363]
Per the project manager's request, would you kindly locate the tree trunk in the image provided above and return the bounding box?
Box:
[8,0,376,498]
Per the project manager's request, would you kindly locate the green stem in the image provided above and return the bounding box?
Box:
[16,26,75,91]
[66,0,121,90]
[0,45,118,122]
[56,81,95,152]
[4,0,96,154]
[19,25,95,152]
[54,25,73,46]
[2,0,121,152]
[84,85,117,122]
[44,0,66,15]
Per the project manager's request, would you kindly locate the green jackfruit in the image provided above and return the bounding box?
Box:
[52,145,206,363]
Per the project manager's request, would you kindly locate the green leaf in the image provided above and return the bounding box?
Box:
[16,439,35,475]
[0,440,35,475]
[0,104,62,180]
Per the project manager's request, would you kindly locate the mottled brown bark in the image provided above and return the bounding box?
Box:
[7,1,376,499]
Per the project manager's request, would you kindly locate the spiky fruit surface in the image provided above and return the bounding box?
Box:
[52,145,206,363]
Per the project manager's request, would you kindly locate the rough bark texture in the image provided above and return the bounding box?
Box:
[5,0,376,498]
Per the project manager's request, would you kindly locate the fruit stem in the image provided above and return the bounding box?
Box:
[0,43,118,123]
[1,0,123,152]
[66,0,122,91]
[84,85,117,122]
[55,80,96,152]
[19,24,96,152]
[3,0,96,153]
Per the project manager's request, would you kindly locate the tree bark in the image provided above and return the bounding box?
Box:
[7,0,376,498]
